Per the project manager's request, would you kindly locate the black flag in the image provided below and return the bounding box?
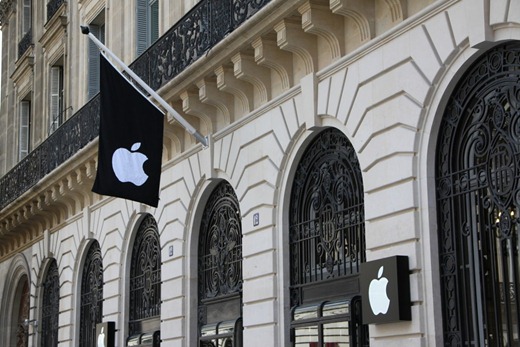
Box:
[92,54,164,207]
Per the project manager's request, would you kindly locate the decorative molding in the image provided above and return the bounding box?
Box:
[0,0,15,27]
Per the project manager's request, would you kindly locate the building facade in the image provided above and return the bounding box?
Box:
[0,0,519,346]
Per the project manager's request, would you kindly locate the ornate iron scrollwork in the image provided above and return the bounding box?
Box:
[79,241,103,347]
[436,41,520,346]
[129,215,161,336]
[41,260,59,347]
[0,94,100,210]
[131,0,272,91]
[199,182,242,300]
[289,128,365,307]
[16,276,30,347]
[46,0,64,22]
[1,0,271,212]
[198,181,242,325]
[18,29,32,58]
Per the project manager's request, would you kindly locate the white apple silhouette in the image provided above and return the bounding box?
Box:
[112,142,149,186]
[97,326,105,347]
[368,265,390,315]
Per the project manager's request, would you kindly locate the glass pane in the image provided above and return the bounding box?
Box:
[294,325,318,346]
[218,320,235,335]
[222,337,233,347]
[294,304,319,321]
[323,300,349,317]
[201,323,217,337]
[324,321,349,347]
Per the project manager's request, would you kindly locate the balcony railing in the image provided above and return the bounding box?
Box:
[0,96,100,210]
[131,0,270,90]
[47,0,65,23]
[0,0,272,211]
[18,29,32,58]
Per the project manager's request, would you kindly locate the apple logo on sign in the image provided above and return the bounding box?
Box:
[368,265,390,315]
[112,142,149,186]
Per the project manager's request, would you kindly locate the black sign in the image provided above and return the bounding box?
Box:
[360,255,411,324]
[96,321,115,347]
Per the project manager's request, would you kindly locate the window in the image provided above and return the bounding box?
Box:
[79,241,103,347]
[11,275,29,347]
[21,0,31,36]
[18,100,30,160]
[127,215,161,347]
[436,41,520,346]
[289,128,368,346]
[49,64,63,134]
[18,0,32,58]
[198,181,243,347]
[88,12,105,99]
[41,259,59,347]
[136,0,159,56]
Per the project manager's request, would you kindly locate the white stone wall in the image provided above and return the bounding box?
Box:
[1,0,519,346]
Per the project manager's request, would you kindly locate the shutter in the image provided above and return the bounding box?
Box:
[49,66,62,134]
[23,0,31,35]
[150,0,159,43]
[88,25,101,99]
[19,101,30,159]
[136,0,148,56]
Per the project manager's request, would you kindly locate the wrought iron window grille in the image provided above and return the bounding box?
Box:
[79,241,103,347]
[198,181,243,344]
[41,259,59,347]
[436,41,520,346]
[129,214,161,337]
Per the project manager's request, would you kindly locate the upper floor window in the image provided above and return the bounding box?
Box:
[88,11,105,100]
[18,99,31,160]
[21,0,31,36]
[18,0,32,58]
[48,63,63,134]
[136,0,159,56]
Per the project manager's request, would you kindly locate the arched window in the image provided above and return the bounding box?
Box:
[127,214,161,346]
[289,128,368,346]
[436,41,520,346]
[12,275,29,347]
[41,259,59,347]
[198,181,242,347]
[79,241,103,347]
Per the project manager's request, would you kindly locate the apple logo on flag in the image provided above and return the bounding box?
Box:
[112,142,149,186]
[368,265,390,315]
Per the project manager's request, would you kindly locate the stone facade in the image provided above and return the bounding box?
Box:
[0,0,519,346]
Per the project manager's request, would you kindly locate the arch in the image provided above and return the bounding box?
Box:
[197,180,243,346]
[0,253,31,347]
[287,127,368,346]
[39,258,59,347]
[78,240,103,347]
[127,214,161,344]
[185,177,225,346]
[435,40,520,346]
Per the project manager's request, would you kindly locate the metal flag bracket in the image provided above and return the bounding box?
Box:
[81,25,209,148]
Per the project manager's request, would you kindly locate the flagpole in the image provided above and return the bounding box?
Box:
[81,25,209,148]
